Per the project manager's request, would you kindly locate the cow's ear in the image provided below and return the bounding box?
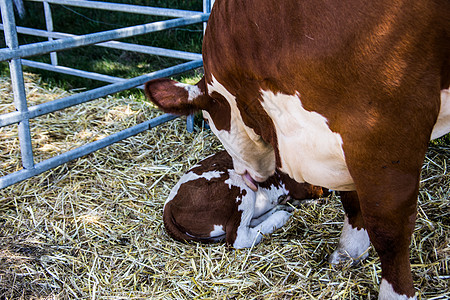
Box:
[144,77,208,116]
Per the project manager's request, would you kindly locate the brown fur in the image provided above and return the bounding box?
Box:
[163,151,327,246]
[147,0,449,297]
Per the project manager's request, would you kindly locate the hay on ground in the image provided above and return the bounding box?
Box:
[0,73,448,299]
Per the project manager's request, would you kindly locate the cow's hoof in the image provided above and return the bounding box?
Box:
[329,248,369,266]
[379,279,417,300]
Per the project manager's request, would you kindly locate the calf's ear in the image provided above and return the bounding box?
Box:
[144,77,208,116]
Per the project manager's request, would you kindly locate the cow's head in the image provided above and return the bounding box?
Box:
[145,77,276,191]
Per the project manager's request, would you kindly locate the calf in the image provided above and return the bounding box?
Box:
[163,150,328,248]
[146,0,449,298]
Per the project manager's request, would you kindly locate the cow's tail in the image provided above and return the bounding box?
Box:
[163,203,223,244]
[13,0,25,18]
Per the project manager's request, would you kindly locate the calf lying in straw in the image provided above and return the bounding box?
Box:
[163,151,328,248]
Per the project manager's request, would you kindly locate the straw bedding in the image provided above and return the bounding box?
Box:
[0,73,448,299]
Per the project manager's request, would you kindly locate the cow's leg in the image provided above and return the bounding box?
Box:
[346,163,420,299]
[329,191,371,265]
[360,181,418,299]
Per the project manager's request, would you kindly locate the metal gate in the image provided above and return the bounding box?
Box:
[0,0,212,189]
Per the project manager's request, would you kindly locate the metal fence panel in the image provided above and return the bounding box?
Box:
[0,0,212,189]
[30,0,204,18]
[0,13,209,61]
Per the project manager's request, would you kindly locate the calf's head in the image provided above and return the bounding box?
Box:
[145,77,276,189]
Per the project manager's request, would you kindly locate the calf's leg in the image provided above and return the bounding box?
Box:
[250,204,295,227]
[231,210,291,249]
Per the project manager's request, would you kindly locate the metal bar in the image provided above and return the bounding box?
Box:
[0,24,203,60]
[0,59,203,127]
[0,113,178,189]
[1,0,35,169]
[186,0,213,132]
[0,1,210,189]
[28,0,202,18]
[0,13,210,61]
[22,59,129,84]
[186,114,194,132]
[43,0,58,65]
[203,0,212,33]
[100,41,202,61]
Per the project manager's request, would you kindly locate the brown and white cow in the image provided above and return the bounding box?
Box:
[163,150,328,248]
[145,0,450,299]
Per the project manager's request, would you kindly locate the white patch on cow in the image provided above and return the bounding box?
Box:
[379,279,417,300]
[209,224,225,237]
[253,188,274,219]
[204,76,276,181]
[431,88,450,140]
[233,209,291,249]
[259,90,355,191]
[199,170,223,181]
[253,184,287,218]
[164,170,223,208]
[329,215,370,264]
[224,169,251,194]
[175,82,202,102]
[226,175,291,249]
[223,169,286,214]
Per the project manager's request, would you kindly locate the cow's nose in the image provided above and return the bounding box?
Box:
[232,161,247,176]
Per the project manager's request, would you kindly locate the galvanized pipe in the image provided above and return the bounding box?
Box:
[0,59,203,127]
[0,13,209,61]
[29,0,202,18]
[190,0,214,132]
[21,59,128,84]
[0,113,178,189]
[1,0,35,169]
[43,0,58,65]
[0,24,203,61]
[0,0,210,189]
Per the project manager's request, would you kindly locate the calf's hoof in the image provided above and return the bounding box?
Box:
[272,210,292,227]
[275,204,296,213]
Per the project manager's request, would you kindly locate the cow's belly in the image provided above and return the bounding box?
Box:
[431,89,450,140]
[260,90,356,191]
